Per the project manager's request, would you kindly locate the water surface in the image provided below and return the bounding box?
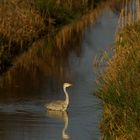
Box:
[0,9,118,140]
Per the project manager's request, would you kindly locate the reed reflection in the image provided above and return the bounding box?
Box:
[0,30,82,103]
[47,110,70,140]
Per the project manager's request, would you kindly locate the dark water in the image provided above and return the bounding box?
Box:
[0,9,118,140]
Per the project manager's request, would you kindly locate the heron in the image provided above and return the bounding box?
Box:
[46,83,72,111]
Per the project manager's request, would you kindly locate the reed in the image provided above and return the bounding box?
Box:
[0,0,46,72]
[0,0,45,46]
[117,0,140,30]
[36,0,90,12]
[55,0,111,50]
[34,0,94,27]
[0,37,71,88]
[0,0,109,73]
[0,0,110,87]
[97,21,140,140]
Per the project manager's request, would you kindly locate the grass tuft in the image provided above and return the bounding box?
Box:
[0,0,45,45]
[97,22,140,139]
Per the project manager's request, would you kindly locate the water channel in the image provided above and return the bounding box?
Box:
[0,8,118,140]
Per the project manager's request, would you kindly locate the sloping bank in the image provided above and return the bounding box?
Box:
[0,0,108,73]
[97,22,140,139]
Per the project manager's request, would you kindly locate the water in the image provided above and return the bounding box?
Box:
[0,9,118,140]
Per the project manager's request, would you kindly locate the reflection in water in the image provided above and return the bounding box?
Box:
[0,33,82,103]
[47,110,70,140]
[0,6,118,140]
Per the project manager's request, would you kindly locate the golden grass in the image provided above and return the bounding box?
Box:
[0,0,45,46]
[117,0,140,29]
[0,38,71,88]
[0,0,110,73]
[97,22,140,140]
[55,0,111,50]
[0,0,109,86]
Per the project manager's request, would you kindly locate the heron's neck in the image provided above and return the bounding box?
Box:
[63,86,69,105]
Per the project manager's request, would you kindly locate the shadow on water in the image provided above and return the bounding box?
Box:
[0,6,119,140]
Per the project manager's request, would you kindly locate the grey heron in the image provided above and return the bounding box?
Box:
[46,83,72,111]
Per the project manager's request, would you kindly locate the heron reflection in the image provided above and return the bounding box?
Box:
[47,110,70,140]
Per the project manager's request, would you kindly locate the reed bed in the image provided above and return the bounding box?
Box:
[34,0,96,27]
[97,0,140,140]
[0,38,71,88]
[98,1,140,138]
[0,0,108,73]
[0,0,46,72]
[0,0,110,87]
[36,0,92,13]
[55,0,111,50]
[97,20,140,140]
[0,0,45,45]
[117,0,140,30]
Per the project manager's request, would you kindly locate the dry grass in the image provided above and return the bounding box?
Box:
[97,22,140,140]
[55,0,111,50]
[0,0,45,46]
[0,0,109,86]
[0,0,108,72]
[0,0,46,71]
[0,37,72,88]
[117,0,140,30]
[56,0,95,10]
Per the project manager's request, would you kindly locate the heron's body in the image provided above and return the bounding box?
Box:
[46,100,68,111]
[46,83,72,111]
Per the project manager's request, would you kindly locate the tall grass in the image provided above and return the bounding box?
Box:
[97,1,140,139]
[0,0,113,88]
[97,21,140,140]
[0,0,46,72]
[117,0,140,30]
[0,0,109,73]
[55,0,109,50]
[34,0,100,27]
[0,0,45,45]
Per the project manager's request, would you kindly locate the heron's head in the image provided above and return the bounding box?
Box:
[64,83,72,88]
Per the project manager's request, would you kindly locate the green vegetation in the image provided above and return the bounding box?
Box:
[97,22,140,139]
[0,0,105,73]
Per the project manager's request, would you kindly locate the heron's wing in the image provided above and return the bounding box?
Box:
[47,100,64,105]
[53,100,65,105]
[46,100,65,109]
